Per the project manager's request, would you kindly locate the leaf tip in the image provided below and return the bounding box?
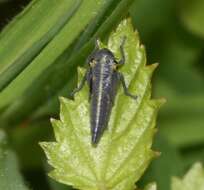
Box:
[153,150,161,158]
[144,182,157,190]
[151,98,166,109]
[39,141,47,150]
[59,96,72,109]
[157,98,167,107]
[50,117,55,123]
[77,66,86,74]
[59,96,67,103]
[150,62,159,69]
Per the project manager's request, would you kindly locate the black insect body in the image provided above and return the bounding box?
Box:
[71,38,137,145]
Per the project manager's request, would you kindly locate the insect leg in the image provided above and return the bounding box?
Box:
[86,70,93,101]
[70,70,90,98]
[118,72,138,100]
[117,36,127,66]
[94,38,100,50]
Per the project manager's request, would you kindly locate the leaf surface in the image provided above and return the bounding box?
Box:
[144,183,157,190]
[40,18,164,190]
[0,0,82,91]
[172,162,204,190]
[0,130,29,190]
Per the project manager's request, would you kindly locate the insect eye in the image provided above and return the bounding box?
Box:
[90,59,97,67]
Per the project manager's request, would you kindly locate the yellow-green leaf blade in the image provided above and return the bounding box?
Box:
[0,0,81,91]
[172,162,204,190]
[144,183,157,190]
[40,18,164,190]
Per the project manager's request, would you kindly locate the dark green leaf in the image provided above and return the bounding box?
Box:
[0,0,135,127]
[0,0,105,109]
[0,129,29,190]
[0,0,82,91]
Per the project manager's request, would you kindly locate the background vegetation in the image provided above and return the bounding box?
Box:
[0,0,203,190]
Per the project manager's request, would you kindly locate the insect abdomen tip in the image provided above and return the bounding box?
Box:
[91,132,100,145]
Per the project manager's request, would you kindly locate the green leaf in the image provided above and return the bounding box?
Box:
[0,0,105,108]
[171,162,204,190]
[0,129,29,190]
[0,0,82,91]
[143,183,157,190]
[0,0,135,127]
[40,18,164,190]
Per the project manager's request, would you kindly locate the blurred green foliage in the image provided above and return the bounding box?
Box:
[0,0,204,190]
[0,130,29,190]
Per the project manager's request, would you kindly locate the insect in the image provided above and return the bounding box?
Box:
[71,37,137,145]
